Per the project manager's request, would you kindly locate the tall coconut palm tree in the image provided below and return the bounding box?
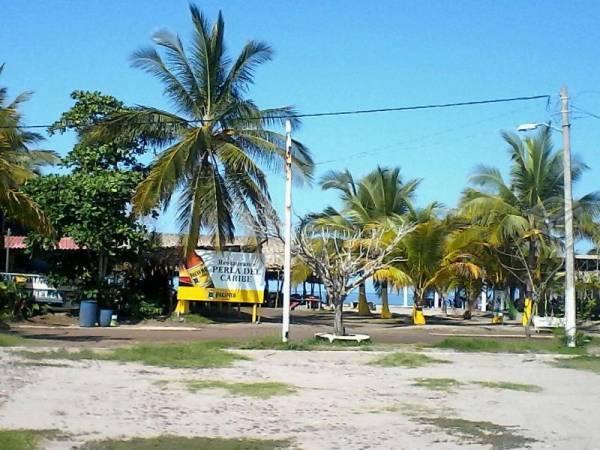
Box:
[319,166,420,316]
[0,64,58,234]
[93,6,313,256]
[461,127,600,302]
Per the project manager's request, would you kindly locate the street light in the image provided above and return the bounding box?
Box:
[281,119,292,342]
[516,123,560,133]
[517,86,576,347]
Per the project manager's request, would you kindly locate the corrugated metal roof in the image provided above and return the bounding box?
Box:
[5,236,26,249]
[4,236,80,250]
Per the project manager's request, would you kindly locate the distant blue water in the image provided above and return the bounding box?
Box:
[345,291,414,306]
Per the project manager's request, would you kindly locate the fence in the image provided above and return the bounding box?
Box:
[0,272,75,304]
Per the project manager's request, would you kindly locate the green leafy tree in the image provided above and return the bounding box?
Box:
[24,91,149,304]
[0,64,58,234]
[93,5,313,256]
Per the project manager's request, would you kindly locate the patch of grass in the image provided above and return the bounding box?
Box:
[236,335,371,351]
[476,381,542,392]
[16,348,99,361]
[186,380,296,398]
[236,335,313,350]
[177,313,214,324]
[80,436,292,450]
[432,337,586,354]
[0,332,26,347]
[152,379,171,389]
[369,352,449,368]
[551,355,600,373]
[108,342,246,369]
[416,417,536,449]
[412,377,463,392]
[366,402,455,417]
[0,429,66,450]
[17,342,247,369]
[16,361,71,368]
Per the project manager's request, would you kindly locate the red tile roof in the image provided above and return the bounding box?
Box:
[4,236,81,250]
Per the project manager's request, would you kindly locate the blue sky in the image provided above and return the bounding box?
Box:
[3,0,600,237]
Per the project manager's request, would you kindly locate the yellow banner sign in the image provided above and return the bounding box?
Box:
[176,250,265,305]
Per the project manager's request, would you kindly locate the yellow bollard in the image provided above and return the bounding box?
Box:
[174,300,190,314]
[252,304,258,323]
[412,305,426,325]
[522,298,532,326]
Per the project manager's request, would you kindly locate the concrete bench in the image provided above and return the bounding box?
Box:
[314,332,371,344]
[532,315,565,332]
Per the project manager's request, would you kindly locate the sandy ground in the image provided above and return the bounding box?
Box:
[1,348,599,449]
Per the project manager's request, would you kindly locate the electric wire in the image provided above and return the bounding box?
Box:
[571,104,600,120]
[0,94,551,130]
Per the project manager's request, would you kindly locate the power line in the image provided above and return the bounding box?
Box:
[314,103,539,165]
[288,94,551,119]
[0,94,551,130]
[571,104,600,120]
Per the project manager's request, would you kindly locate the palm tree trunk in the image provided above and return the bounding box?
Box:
[463,288,477,320]
[380,280,392,319]
[412,288,426,325]
[357,282,371,315]
[333,298,345,336]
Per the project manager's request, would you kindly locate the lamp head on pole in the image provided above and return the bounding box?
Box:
[516,123,543,132]
[516,122,561,133]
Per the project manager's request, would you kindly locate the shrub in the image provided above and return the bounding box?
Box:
[0,280,46,321]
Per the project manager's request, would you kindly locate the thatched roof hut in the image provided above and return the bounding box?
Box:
[155,233,285,271]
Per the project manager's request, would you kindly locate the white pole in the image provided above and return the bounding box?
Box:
[561,86,577,347]
[282,120,293,342]
[403,286,408,307]
[481,287,487,312]
[434,291,439,309]
[4,228,10,273]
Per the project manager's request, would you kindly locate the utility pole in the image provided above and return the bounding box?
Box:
[561,86,577,347]
[282,119,292,342]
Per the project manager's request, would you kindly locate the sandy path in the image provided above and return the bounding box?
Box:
[0,348,599,449]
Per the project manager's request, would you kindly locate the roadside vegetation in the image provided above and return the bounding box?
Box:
[0,332,27,347]
[432,337,588,354]
[551,355,600,374]
[236,335,371,351]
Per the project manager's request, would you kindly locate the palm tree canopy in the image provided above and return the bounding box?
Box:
[461,127,600,245]
[0,64,58,234]
[319,166,421,225]
[92,6,313,256]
